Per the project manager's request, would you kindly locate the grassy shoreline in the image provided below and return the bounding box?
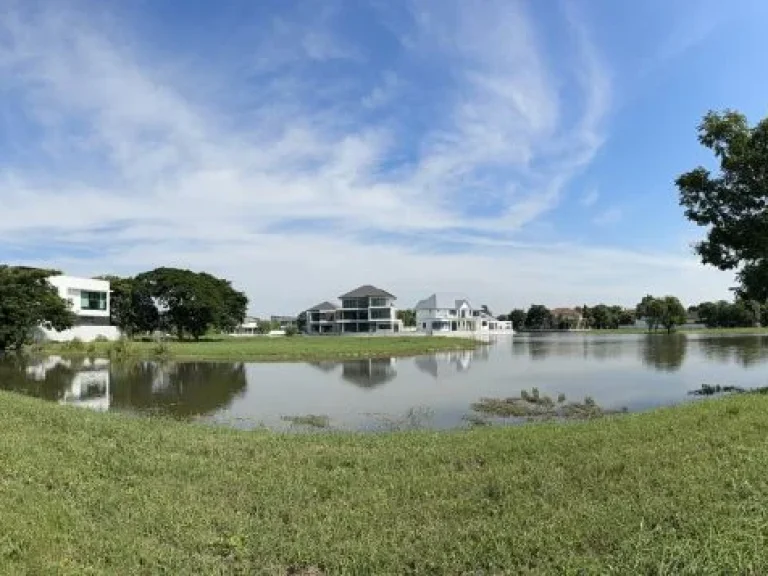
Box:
[38,335,479,362]
[2,391,768,573]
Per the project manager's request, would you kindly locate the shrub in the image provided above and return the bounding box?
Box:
[64,338,85,352]
[108,338,135,359]
[94,335,110,343]
[285,326,299,337]
[152,340,172,358]
[86,342,97,357]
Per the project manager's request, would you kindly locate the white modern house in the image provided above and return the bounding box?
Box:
[37,275,121,342]
[414,293,514,335]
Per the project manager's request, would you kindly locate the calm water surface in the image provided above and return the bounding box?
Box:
[2,333,768,431]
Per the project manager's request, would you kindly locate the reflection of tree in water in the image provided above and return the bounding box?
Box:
[110,361,247,417]
[0,356,82,402]
[341,358,397,389]
[639,335,688,372]
[696,336,768,368]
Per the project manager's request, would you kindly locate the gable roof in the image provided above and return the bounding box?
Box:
[307,301,338,311]
[414,293,472,310]
[339,285,396,299]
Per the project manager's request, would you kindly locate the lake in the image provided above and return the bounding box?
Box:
[2,333,768,430]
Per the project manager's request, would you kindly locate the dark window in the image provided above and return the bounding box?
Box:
[81,291,107,311]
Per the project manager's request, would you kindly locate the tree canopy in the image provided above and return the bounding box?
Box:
[125,268,248,340]
[635,295,687,333]
[0,267,75,351]
[677,110,768,300]
[524,305,553,329]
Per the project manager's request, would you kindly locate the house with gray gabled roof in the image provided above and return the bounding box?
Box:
[303,285,401,334]
[414,292,513,335]
[305,301,339,334]
[338,285,399,334]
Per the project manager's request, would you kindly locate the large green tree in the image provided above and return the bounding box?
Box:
[524,305,552,329]
[0,267,75,351]
[136,268,247,340]
[508,309,527,329]
[658,296,687,334]
[677,110,768,300]
[396,309,416,327]
[99,275,159,338]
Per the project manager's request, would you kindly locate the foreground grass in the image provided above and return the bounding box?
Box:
[2,393,768,573]
[40,335,478,361]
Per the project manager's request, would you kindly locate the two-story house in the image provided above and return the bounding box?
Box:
[414,293,513,334]
[38,275,121,342]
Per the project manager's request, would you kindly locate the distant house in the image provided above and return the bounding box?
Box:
[37,275,121,342]
[306,302,338,334]
[303,285,402,335]
[414,293,513,334]
[338,285,400,334]
[551,308,586,330]
[270,315,297,330]
[231,316,261,336]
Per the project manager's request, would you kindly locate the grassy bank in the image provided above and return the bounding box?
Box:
[2,392,768,573]
[39,335,478,362]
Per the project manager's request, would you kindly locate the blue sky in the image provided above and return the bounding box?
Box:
[1,0,766,314]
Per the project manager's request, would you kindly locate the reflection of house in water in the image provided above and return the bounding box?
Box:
[415,350,476,378]
[341,358,397,389]
[25,356,111,411]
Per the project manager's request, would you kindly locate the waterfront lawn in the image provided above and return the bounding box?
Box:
[41,335,478,361]
[2,392,768,574]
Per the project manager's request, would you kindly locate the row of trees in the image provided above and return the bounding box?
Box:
[501,304,636,331]
[0,266,248,351]
[106,268,248,340]
[692,300,762,328]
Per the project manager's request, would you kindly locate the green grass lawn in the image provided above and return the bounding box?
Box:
[40,335,479,361]
[2,391,768,574]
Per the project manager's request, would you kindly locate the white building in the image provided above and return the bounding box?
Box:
[37,275,121,342]
[414,293,514,335]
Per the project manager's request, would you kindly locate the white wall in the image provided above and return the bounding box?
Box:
[36,325,121,342]
[49,275,110,318]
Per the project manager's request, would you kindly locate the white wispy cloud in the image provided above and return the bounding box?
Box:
[0,0,734,312]
[593,207,623,226]
[581,188,600,207]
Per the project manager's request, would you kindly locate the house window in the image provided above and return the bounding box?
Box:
[370,297,387,307]
[449,309,456,316]
[422,323,426,329]
[81,291,107,311]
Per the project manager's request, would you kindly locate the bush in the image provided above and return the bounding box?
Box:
[152,340,172,358]
[86,342,97,357]
[64,338,85,352]
[284,326,299,337]
[94,335,110,343]
[108,338,135,359]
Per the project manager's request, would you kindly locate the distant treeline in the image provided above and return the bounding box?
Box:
[496,295,763,333]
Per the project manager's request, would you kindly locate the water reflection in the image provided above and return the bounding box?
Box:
[341,359,397,389]
[4,334,768,431]
[639,335,688,372]
[109,361,247,416]
[696,336,768,367]
[0,357,247,418]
